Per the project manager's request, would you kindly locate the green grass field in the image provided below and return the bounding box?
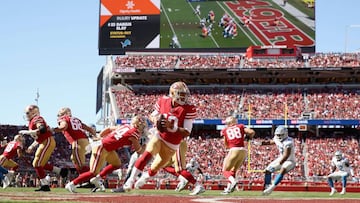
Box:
[1,187,360,202]
[159,0,315,49]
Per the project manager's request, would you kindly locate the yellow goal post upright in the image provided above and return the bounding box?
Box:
[246,103,264,173]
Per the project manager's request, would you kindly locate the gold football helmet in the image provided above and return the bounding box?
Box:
[24,105,40,121]
[224,116,237,127]
[57,107,72,117]
[169,81,190,105]
[14,134,24,143]
[131,115,148,133]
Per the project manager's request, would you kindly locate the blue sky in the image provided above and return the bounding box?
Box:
[0,0,359,129]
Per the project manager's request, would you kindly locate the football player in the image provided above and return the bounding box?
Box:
[0,134,24,183]
[327,150,355,196]
[207,10,215,23]
[254,126,296,195]
[124,81,205,195]
[162,139,205,195]
[220,116,255,195]
[65,115,147,193]
[111,128,152,193]
[19,104,68,192]
[52,107,96,175]
[194,5,200,16]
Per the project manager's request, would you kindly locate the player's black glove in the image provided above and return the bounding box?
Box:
[156,114,167,133]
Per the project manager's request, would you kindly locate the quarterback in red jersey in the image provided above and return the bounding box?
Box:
[65,115,147,193]
[220,116,255,195]
[19,105,68,192]
[124,81,199,193]
[53,107,96,174]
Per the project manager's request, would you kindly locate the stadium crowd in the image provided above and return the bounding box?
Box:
[114,52,360,70]
[113,87,360,120]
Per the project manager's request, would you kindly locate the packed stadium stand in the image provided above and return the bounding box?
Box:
[1,51,360,191]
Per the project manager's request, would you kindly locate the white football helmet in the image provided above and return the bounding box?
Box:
[57,107,72,117]
[169,81,190,105]
[224,116,237,127]
[274,126,288,141]
[190,158,196,165]
[24,105,40,121]
[335,150,342,161]
[131,115,148,134]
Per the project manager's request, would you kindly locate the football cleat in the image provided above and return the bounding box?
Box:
[90,176,105,193]
[2,176,10,189]
[229,181,237,193]
[262,184,275,196]
[262,184,275,195]
[175,180,187,192]
[189,184,205,195]
[220,189,230,195]
[329,188,337,196]
[35,185,51,192]
[134,175,147,189]
[123,180,134,192]
[65,182,76,193]
[111,186,125,193]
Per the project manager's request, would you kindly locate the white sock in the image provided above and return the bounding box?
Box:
[228,176,235,184]
[127,167,142,183]
[40,178,49,186]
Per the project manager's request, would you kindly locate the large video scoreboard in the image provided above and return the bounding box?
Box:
[99,0,315,55]
[99,0,160,55]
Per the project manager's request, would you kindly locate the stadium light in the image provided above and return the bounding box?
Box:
[345,24,360,53]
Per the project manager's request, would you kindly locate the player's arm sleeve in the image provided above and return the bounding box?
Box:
[179,119,193,137]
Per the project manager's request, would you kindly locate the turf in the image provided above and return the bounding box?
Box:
[1,187,360,199]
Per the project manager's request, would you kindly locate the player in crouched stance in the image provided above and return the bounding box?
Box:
[327,150,355,196]
[254,126,296,196]
[64,115,147,193]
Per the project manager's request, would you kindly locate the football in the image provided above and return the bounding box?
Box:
[156,114,167,133]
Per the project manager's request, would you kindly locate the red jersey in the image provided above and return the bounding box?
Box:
[57,115,87,144]
[101,124,140,151]
[220,124,246,148]
[2,141,22,159]
[28,115,52,143]
[155,96,197,145]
